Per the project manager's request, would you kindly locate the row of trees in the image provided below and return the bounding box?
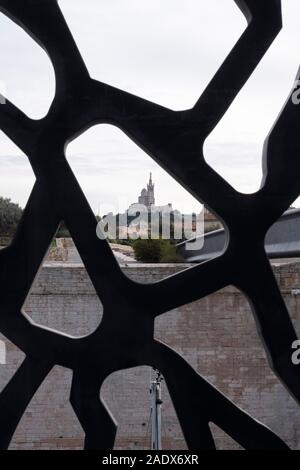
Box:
[0,199,80,240]
[0,197,23,238]
[133,239,183,263]
[0,197,69,241]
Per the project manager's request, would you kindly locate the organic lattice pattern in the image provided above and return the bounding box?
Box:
[0,0,299,450]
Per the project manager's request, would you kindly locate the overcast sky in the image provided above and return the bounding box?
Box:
[0,0,299,214]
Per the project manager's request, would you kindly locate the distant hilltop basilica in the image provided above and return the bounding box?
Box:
[128,173,221,229]
[113,173,222,235]
[138,172,155,208]
[128,173,173,214]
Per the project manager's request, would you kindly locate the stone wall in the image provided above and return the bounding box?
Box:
[0,262,300,450]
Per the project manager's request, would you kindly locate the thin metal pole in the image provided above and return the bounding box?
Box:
[150,369,163,450]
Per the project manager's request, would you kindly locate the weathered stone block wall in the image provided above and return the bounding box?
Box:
[0,262,300,450]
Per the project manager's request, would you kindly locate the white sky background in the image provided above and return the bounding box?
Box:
[0,0,299,214]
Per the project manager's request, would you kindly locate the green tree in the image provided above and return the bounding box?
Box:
[133,239,162,263]
[133,239,183,263]
[160,240,183,263]
[0,197,23,239]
